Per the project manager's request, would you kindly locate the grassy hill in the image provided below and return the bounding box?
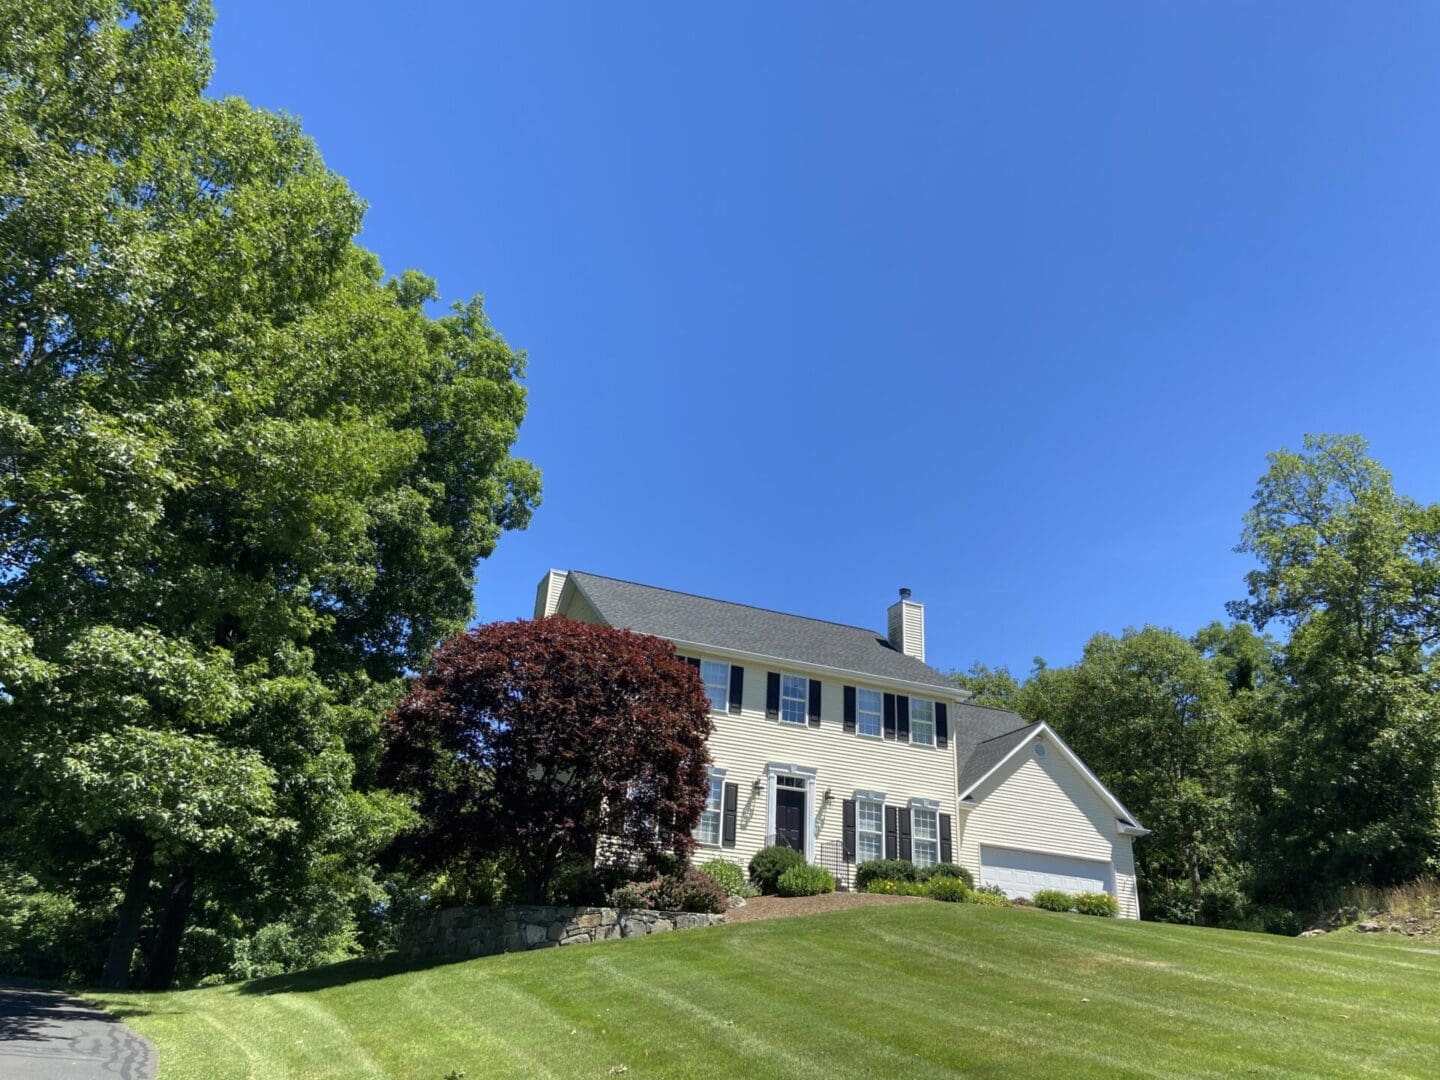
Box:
[93,904,1440,1079]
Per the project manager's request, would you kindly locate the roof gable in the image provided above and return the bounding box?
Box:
[563,571,956,693]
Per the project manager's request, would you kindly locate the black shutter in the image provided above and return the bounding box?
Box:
[728,665,744,714]
[722,783,739,846]
[842,799,856,862]
[939,813,953,863]
[936,702,950,749]
[843,686,856,733]
[884,805,898,859]
[685,656,701,671]
[766,672,780,719]
[896,695,911,742]
[883,693,896,740]
[807,679,822,727]
[898,807,912,862]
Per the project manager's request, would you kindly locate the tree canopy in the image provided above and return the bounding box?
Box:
[0,0,538,987]
[382,618,715,904]
[953,435,1440,929]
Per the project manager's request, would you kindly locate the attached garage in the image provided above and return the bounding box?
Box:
[980,845,1114,899]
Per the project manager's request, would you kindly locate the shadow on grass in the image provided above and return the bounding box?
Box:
[233,950,474,996]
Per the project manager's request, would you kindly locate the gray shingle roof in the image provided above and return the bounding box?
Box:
[952,702,1035,794]
[565,571,956,692]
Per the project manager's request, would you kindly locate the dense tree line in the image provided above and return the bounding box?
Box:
[0,1,538,987]
[954,435,1440,930]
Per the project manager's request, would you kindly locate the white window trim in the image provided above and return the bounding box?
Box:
[699,659,730,715]
[765,762,817,860]
[693,768,727,848]
[855,688,883,738]
[909,697,936,747]
[778,673,808,726]
[854,795,885,864]
[910,804,940,868]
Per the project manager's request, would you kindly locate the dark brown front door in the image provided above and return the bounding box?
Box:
[775,787,805,852]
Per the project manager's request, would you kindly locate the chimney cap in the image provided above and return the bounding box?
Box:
[898,587,912,601]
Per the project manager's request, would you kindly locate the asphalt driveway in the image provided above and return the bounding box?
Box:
[0,982,155,1080]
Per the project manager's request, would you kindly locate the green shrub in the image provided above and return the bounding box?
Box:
[927,877,970,903]
[1072,891,1119,918]
[1031,889,1074,912]
[777,864,837,897]
[607,870,728,913]
[856,859,919,888]
[696,859,754,897]
[749,846,806,894]
[918,863,974,888]
[967,890,1009,907]
[862,878,929,897]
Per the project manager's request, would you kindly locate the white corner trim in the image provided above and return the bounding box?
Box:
[958,722,1147,833]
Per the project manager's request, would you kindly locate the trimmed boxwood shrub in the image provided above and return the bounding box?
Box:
[1073,891,1120,918]
[748,846,806,894]
[696,859,752,898]
[927,877,970,903]
[1031,888,1075,912]
[777,864,837,897]
[856,859,919,888]
[918,863,974,888]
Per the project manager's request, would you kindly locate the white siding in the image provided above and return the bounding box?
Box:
[696,668,959,878]
[958,744,1140,918]
[534,570,568,618]
[886,599,925,661]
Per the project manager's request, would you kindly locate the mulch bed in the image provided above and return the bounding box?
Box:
[722,892,928,923]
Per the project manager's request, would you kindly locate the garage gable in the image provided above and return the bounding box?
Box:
[963,738,1120,859]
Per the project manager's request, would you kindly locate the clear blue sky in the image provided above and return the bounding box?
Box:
[210,2,1440,676]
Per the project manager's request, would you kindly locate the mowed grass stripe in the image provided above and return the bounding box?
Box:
[92,904,1440,1079]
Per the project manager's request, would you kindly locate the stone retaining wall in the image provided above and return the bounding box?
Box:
[400,904,724,960]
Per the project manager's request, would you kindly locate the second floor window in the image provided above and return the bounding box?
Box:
[910,698,936,746]
[700,660,730,714]
[856,689,883,737]
[780,674,808,725]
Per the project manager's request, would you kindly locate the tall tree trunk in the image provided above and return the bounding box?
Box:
[101,842,154,989]
[1188,847,1206,925]
[143,865,196,990]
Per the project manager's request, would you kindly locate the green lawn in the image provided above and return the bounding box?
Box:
[93,904,1440,1079]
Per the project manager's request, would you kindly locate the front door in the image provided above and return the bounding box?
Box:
[774,787,805,853]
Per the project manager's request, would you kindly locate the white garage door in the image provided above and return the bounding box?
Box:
[980,846,1113,898]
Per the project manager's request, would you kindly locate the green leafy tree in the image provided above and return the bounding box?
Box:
[1229,435,1440,904]
[1018,628,1244,923]
[948,662,1023,708]
[0,1,539,986]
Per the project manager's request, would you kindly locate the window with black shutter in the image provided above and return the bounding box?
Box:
[884,805,898,859]
[842,799,856,862]
[807,679,822,727]
[898,807,912,862]
[843,686,856,734]
[896,694,911,742]
[939,812,953,863]
[766,672,780,719]
[722,783,739,846]
[728,665,744,714]
[936,702,950,749]
[883,693,896,740]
